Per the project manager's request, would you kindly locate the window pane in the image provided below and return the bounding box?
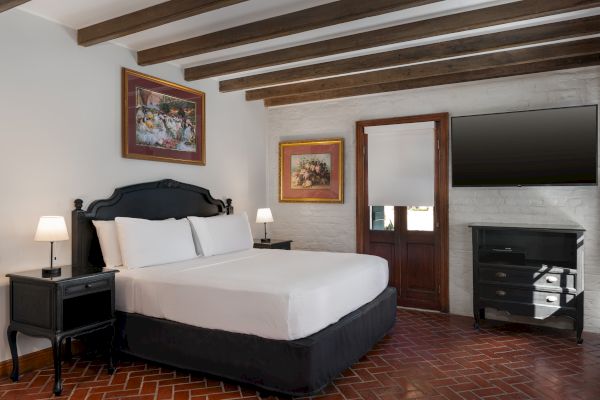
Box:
[371,206,395,231]
[407,206,434,231]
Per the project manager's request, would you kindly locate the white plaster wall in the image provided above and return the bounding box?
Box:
[266,66,600,332]
[0,10,267,361]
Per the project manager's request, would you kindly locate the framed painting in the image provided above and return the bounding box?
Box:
[122,68,205,165]
[279,138,344,203]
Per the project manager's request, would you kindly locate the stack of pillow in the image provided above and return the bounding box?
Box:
[92,213,254,269]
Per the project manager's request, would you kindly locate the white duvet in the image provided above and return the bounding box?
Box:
[115,248,388,340]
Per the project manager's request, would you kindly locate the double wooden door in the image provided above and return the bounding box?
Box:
[356,114,449,312]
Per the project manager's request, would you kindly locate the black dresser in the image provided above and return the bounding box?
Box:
[470,223,584,343]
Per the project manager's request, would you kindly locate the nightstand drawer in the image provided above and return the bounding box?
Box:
[253,239,292,250]
[63,277,111,298]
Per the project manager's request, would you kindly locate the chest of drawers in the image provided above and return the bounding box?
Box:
[470,223,584,343]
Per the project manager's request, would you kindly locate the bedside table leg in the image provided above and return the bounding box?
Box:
[64,337,72,361]
[7,327,19,381]
[52,337,63,396]
[107,324,116,374]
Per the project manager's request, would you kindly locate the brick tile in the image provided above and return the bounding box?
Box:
[125,375,143,390]
[157,385,174,400]
[141,380,158,395]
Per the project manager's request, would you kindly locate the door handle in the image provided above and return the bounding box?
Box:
[495,272,507,279]
[495,290,506,297]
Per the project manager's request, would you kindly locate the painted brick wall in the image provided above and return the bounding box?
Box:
[266,66,600,332]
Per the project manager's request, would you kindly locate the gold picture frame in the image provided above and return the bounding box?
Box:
[279,138,344,203]
[122,68,206,165]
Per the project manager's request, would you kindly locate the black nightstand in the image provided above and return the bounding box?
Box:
[6,266,118,395]
[253,239,293,250]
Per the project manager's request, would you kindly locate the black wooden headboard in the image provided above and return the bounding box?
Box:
[71,179,232,267]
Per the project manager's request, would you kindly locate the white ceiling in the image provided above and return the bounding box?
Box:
[17,0,600,80]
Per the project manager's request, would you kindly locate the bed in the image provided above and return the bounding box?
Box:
[71,179,397,396]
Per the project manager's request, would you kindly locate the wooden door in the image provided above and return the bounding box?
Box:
[356,114,449,312]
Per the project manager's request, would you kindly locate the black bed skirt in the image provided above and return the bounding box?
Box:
[116,286,397,396]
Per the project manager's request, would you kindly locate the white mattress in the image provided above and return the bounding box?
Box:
[115,248,388,340]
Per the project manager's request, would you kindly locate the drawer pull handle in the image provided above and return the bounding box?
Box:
[492,248,513,253]
[546,276,558,283]
[496,290,506,297]
[546,295,558,303]
[495,272,507,279]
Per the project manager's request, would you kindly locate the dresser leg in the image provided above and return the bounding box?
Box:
[52,337,63,396]
[576,321,584,345]
[474,307,484,330]
[7,327,19,382]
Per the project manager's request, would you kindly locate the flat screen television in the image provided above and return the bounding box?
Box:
[451,105,598,187]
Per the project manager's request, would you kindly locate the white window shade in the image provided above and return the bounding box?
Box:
[366,122,435,206]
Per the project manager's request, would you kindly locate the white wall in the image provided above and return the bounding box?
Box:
[0,10,267,361]
[266,66,600,332]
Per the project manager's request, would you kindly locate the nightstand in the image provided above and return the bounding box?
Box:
[6,266,117,395]
[253,239,293,250]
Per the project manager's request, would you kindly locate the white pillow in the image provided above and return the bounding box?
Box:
[115,217,197,269]
[92,220,123,268]
[188,213,253,256]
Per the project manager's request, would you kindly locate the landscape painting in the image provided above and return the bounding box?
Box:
[122,68,205,165]
[135,88,197,152]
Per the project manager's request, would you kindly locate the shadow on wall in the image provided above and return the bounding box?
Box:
[0,283,49,362]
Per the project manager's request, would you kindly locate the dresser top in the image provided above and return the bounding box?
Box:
[6,266,117,283]
[469,222,585,232]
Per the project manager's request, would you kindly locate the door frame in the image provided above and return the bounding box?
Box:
[356,113,449,312]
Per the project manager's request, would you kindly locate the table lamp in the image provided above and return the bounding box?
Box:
[35,216,69,277]
[256,208,274,243]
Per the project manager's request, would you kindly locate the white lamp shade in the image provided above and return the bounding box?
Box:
[34,216,69,242]
[256,208,274,223]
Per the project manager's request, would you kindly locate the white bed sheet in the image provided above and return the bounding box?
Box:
[115,248,388,340]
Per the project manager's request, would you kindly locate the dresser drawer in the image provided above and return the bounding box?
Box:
[479,266,575,290]
[481,299,576,319]
[63,277,111,298]
[479,284,576,307]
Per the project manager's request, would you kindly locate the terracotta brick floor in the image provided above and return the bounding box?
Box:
[1,309,600,400]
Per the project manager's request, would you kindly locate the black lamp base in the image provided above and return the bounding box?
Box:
[42,267,61,278]
[261,238,271,243]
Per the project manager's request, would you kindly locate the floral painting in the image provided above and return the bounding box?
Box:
[122,68,205,165]
[291,154,331,189]
[280,139,344,203]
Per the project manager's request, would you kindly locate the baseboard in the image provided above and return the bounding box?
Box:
[397,305,442,313]
[0,341,84,378]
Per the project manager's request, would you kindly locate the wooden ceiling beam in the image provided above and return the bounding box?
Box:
[263,53,600,107]
[185,0,600,81]
[0,0,29,13]
[137,0,437,66]
[78,0,249,46]
[220,15,600,92]
[247,38,600,100]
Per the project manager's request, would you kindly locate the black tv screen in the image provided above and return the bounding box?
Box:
[451,105,598,187]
